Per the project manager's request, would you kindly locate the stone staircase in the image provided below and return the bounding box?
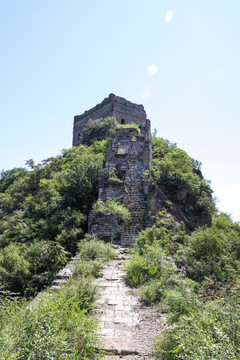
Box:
[95,247,163,359]
[121,175,148,246]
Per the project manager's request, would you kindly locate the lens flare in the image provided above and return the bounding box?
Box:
[165,11,174,22]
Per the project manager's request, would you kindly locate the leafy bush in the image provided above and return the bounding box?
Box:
[177,213,240,281]
[128,207,240,358]
[93,199,130,224]
[133,227,158,254]
[80,117,118,145]
[141,279,164,304]
[73,235,116,278]
[0,235,116,359]
[125,245,163,286]
[163,288,199,323]
[77,234,116,262]
[0,278,102,359]
[155,294,240,360]
[0,143,106,296]
[151,136,214,215]
[0,244,30,294]
[109,167,123,182]
[117,122,141,133]
[0,241,68,296]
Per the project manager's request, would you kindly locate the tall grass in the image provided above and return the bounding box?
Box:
[0,279,101,359]
[0,236,116,359]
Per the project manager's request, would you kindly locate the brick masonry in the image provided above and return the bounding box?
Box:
[72,94,147,146]
[88,113,154,244]
[84,95,205,245]
[95,248,162,358]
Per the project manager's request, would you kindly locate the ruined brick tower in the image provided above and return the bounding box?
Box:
[73,94,156,246]
[73,94,212,245]
[73,94,147,146]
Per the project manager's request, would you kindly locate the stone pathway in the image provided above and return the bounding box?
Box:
[95,248,164,359]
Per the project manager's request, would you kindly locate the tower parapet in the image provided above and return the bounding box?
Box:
[73,94,147,146]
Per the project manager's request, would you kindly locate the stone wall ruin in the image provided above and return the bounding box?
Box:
[74,94,212,245]
[72,93,147,146]
[88,119,153,246]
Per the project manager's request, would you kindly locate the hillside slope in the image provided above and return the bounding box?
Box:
[1,119,240,358]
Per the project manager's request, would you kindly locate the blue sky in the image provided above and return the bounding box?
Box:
[0,0,239,221]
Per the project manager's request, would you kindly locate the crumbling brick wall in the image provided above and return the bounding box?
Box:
[89,120,152,246]
[73,93,147,146]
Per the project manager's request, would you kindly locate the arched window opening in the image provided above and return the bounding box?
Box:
[121,119,125,124]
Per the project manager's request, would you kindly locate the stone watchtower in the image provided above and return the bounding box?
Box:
[73,93,147,146]
[73,94,154,246]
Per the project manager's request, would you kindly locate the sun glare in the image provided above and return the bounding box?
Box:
[147,64,158,76]
[165,11,174,22]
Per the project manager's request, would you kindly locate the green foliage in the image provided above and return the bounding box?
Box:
[0,236,116,359]
[151,136,214,215]
[0,143,106,296]
[125,245,163,286]
[0,241,68,296]
[118,122,141,133]
[155,294,240,359]
[127,208,240,358]
[133,212,185,256]
[0,279,102,359]
[80,117,118,145]
[0,244,30,294]
[93,199,130,224]
[74,234,116,278]
[141,169,150,180]
[162,287,199,323]
[109,167,122,182]
[177,213,240,281]
[133,227,158,254]
[140,279,164,304]
[77,234,116,262]
[0,168,28,193]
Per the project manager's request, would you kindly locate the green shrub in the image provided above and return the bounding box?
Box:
[0,234,116,358]
[151,136,214,215]
[0,241,68,297]
[124,254,149,286]
[80,117,118,145]
[109,168,122,182]
[93,199,130,224]
[0,143,106,296]
[125,245,163,286]
[0,278,102,359]
[0,244,30,294]
[133,227,157,254]
[163,289,198,323]
[155,295,240,359]
[77,234,116,262]
[73,234,116,278]
[117,122,140,133]
[141,279,164,304]
[74,259,103,278]
[177,214,240,281]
